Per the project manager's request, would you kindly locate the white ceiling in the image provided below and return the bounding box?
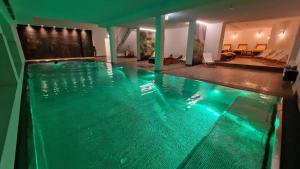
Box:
[123,0,300,28]
[225,16,300,31]
[10,0,300,27]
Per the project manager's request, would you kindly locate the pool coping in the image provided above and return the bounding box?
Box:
[271,98,283,169]
[25,57,97,63]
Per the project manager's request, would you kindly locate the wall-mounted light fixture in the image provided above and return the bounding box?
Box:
[140,27,156,32]
[232,33,238,39]
[196,20,208,26]
[256,31,263,38]
[278,29,286,38]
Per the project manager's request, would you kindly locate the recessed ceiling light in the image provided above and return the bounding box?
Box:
[140,27,156,32]
[196,20,208,25]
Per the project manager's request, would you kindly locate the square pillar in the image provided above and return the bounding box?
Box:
[186,21,196,66]
[107,27,117,63]
[136,28,141,60]
[154,15,165,72]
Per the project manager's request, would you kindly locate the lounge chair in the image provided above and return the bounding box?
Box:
[222,44,232,53]
[164,54,183,65]
[253,44,267,55]
[220,52,236,61]
[233,44,248,55]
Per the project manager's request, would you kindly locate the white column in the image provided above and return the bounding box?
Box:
[136,28,141,60]
[107,27,117,63]
[154,15,165,72]
[186,21,196,66]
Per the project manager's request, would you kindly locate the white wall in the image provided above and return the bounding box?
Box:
[289,23,300,97]
[204,23,224,60]
[223,27,272,50]
[268,20,300,61]
[121,30,137,56]
[164,26,188,58]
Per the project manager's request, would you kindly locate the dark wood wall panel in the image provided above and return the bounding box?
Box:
[17,25,94,60]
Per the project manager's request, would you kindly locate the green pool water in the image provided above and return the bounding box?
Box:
[26,61,278,169]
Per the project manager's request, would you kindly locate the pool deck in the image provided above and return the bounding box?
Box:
[106,57,293,97]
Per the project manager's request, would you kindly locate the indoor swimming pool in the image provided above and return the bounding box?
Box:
[24,61,278,169]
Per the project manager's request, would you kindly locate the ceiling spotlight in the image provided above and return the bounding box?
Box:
[140,27,156,32]
[196,20,208,25]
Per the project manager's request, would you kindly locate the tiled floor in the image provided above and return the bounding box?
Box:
[162,64,292,97]
[110,57,293,97]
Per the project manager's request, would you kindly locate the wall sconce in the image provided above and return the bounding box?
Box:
[232,33,238,39]
[256,31,263,38]
[278,30,286,38]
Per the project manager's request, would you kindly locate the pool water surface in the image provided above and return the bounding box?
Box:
[27,61,278,169]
